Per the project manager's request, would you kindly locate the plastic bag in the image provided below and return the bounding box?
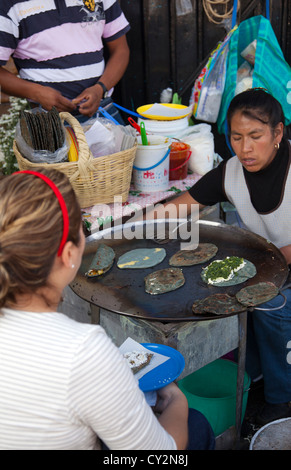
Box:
[190,26,236,119]
[83,117,116,158]
[241,39,257,65]
[15,122,69,163]
[83,117,136,158]
[195,45,229,123]
[217,15,291,134]
[176,0,193,16]
[235,61,253,95]
[179,124,214,175]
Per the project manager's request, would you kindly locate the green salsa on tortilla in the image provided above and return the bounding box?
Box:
[201,256,256,287]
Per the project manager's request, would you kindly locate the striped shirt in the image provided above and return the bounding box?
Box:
[0,0,130,99]
[0,308,176,450]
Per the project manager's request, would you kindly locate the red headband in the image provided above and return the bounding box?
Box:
[15,170,69,256]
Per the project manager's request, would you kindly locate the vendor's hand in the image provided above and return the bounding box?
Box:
[72,85,103,117]
[35,86,76,113]
[154,382,186,414]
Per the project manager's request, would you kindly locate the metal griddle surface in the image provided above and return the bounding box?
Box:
[71,220,289,322]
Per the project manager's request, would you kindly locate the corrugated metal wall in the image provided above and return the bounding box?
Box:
[115,0,291,112]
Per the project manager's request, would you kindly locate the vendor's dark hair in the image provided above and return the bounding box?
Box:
[227,88,285,132]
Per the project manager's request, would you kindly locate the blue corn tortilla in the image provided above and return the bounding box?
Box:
[169,243,218,266]
[117,248,166,269]
[236,282,279,306]
[144,267,185,295]
[192,293,245,315]
[85,243,115,278]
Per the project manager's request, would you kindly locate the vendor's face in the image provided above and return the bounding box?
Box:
[230,111,283,172]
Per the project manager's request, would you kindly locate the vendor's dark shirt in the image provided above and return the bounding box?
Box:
[189,138,290,214]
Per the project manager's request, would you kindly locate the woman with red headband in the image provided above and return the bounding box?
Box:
[0,169,214,450]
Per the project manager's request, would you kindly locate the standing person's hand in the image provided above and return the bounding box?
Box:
[0,67,76,113]
[35,86,77,113]
[72,84,103,117]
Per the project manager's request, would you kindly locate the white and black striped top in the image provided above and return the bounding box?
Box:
[0,308,175,450]
[0,0,130,100]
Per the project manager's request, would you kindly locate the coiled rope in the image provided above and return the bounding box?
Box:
[202,0,240,24]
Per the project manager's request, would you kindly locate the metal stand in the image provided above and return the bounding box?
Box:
[235,310,248,448]
[212,311,248,450]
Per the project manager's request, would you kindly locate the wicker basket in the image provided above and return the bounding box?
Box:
[13,112,137,208]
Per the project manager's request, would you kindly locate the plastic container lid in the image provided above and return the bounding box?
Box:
[137,116,189,137]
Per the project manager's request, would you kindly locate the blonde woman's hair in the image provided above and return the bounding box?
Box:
[0,168,81,308]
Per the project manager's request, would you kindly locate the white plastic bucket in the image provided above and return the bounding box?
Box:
[137,117,189,138]
[250,418,291,450]
[133,135,171,192]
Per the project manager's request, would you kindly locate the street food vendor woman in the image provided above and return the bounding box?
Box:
[161,88,291,425]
